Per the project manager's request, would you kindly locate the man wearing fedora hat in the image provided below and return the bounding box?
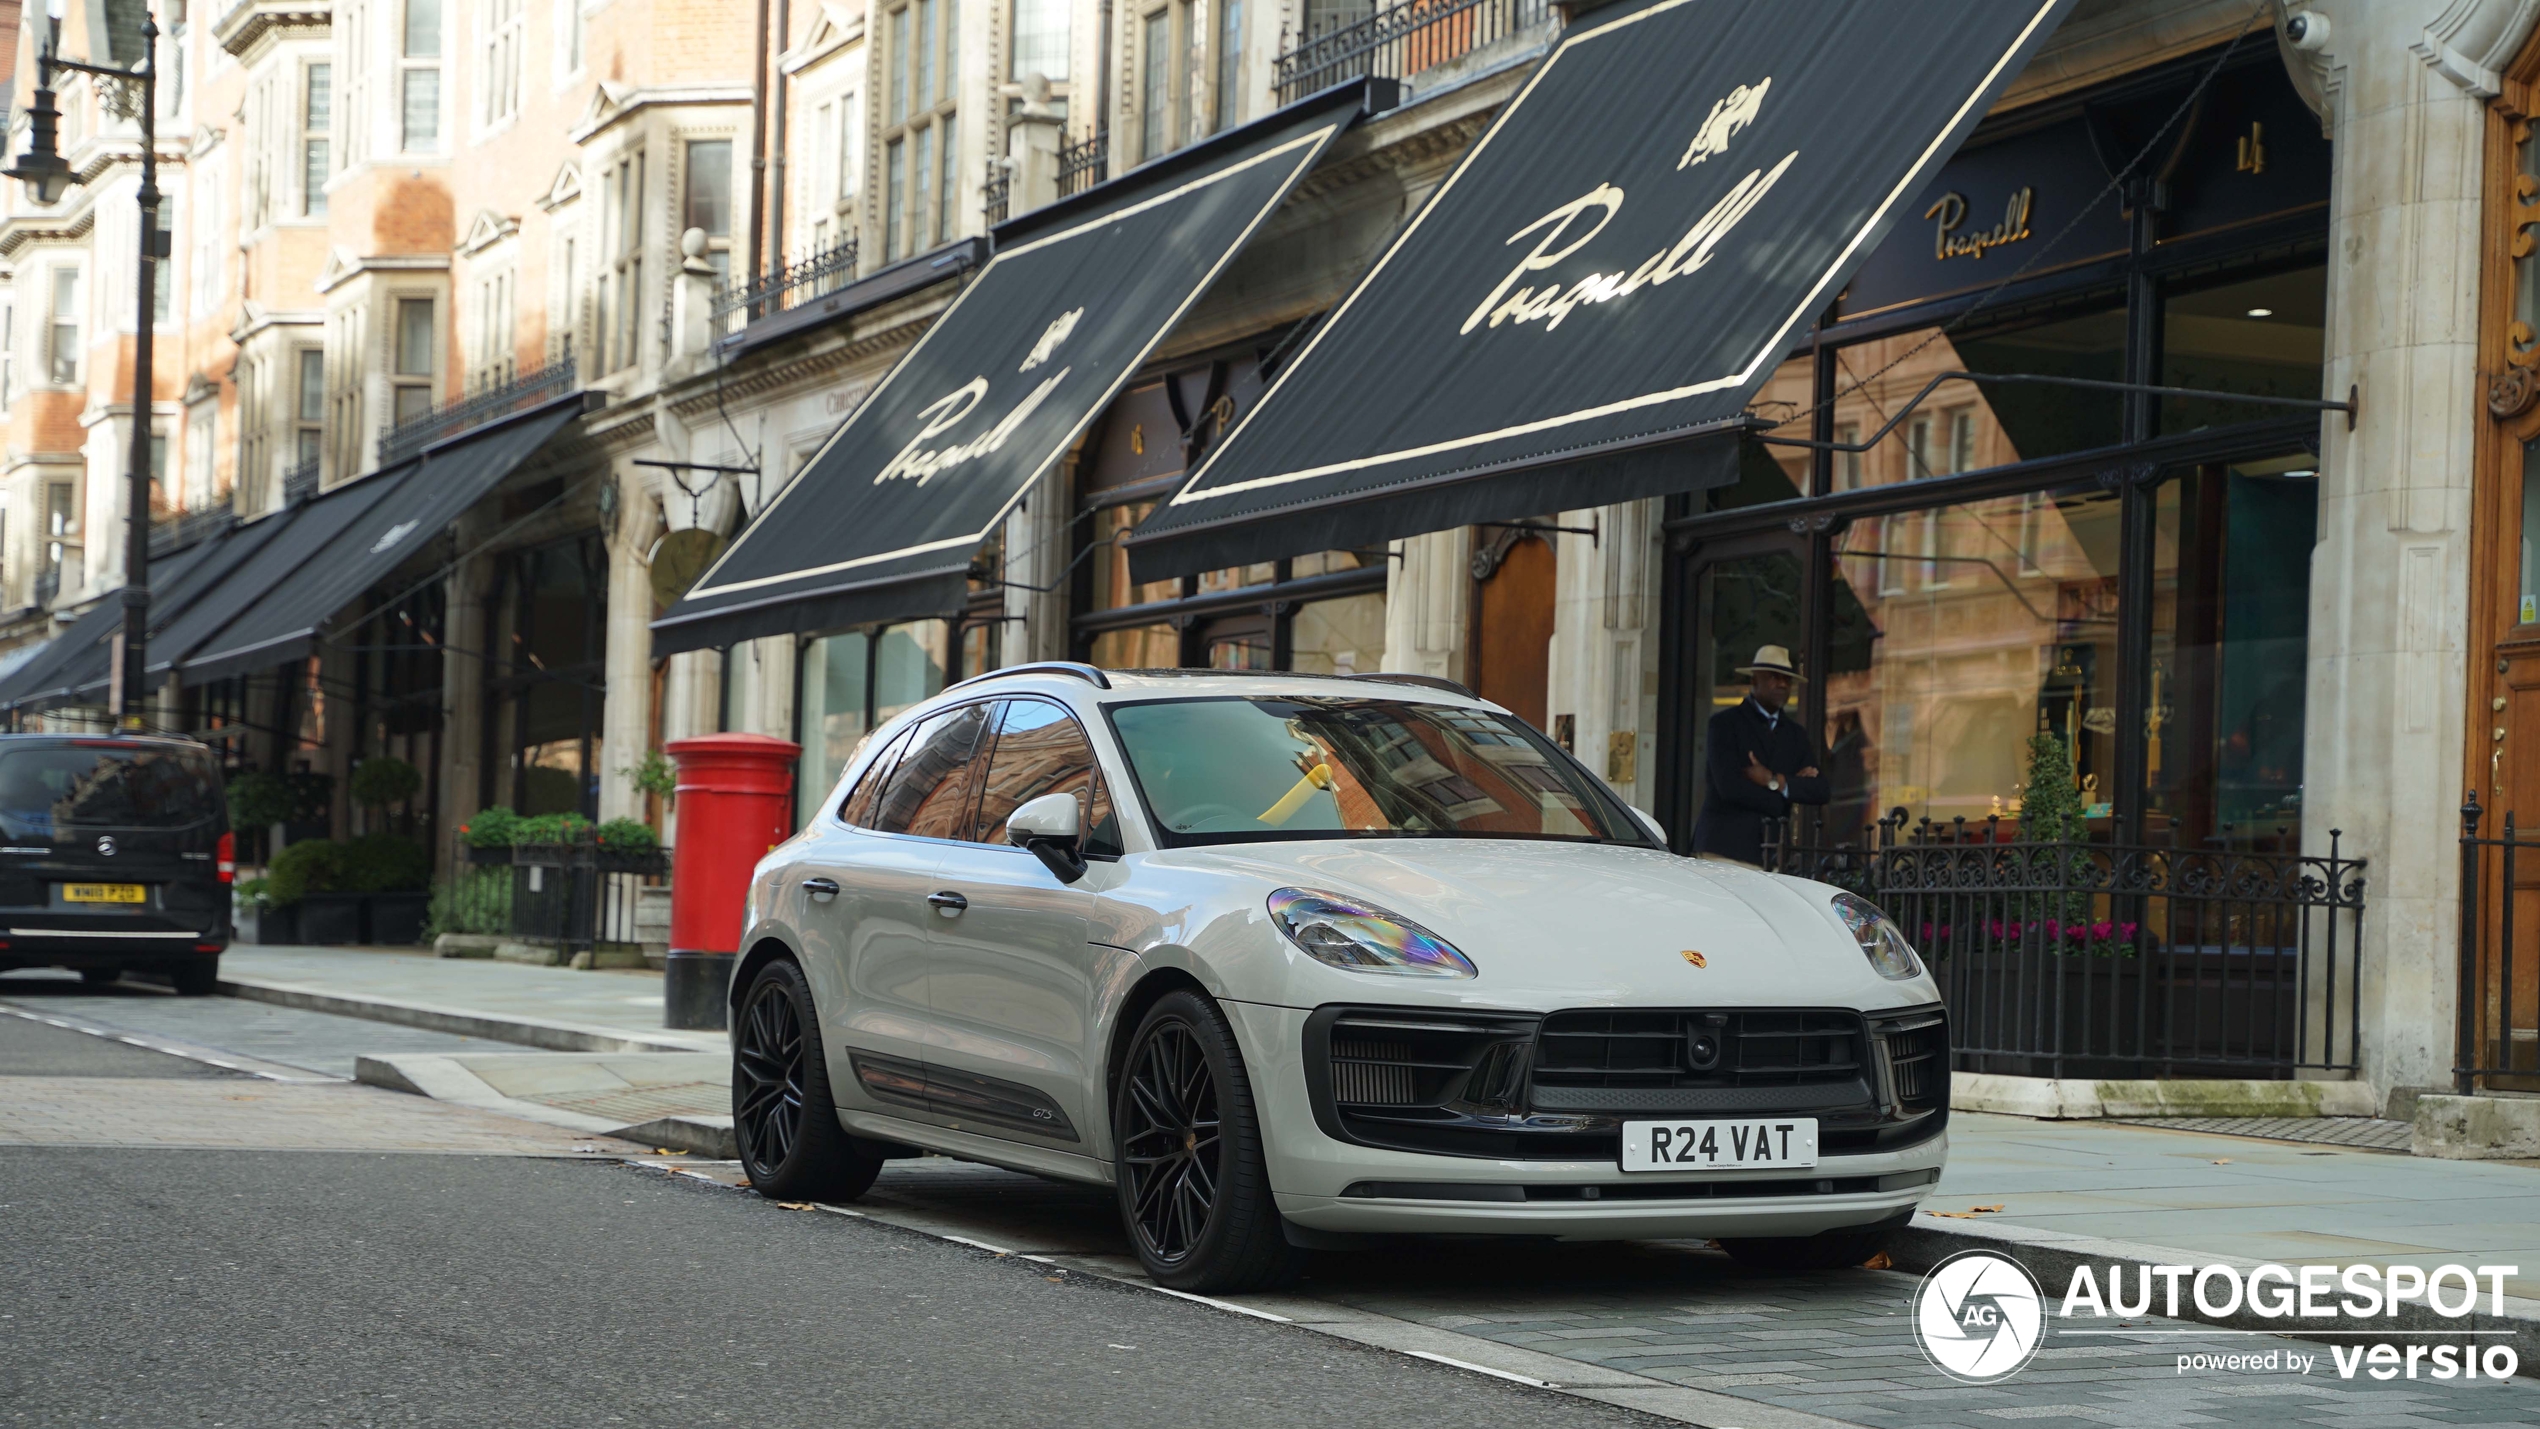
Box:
[1691,644,1828,867]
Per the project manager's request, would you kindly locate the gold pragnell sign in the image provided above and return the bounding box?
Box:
[1924,186,2034,261]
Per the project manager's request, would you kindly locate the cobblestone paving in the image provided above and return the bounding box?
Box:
[1310,1243,2540,1429]
[0,1075,642,1155]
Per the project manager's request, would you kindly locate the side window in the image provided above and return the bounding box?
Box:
[870,702,991,839]
[971,698,1122,856]
[837,727,912,827]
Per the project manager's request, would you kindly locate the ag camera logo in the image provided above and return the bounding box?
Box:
[1914,1250,2045,1382]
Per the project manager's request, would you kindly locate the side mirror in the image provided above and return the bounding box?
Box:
[1005,792,1087,884]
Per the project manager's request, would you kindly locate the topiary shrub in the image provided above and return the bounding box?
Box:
[349,757,423,812]
[340,833,432,893]
[462,806,522,848]
[266,839,348,906]
[226,772,295,829]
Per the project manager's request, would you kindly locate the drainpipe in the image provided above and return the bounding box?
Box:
[769,0,789,270]
[746,0,770,283]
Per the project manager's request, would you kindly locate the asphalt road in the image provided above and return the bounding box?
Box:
[0,1028,1657,1429]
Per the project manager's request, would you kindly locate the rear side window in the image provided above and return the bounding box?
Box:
[0,743,225,834]
[869,703,991,840]
[970,699,1122,856]
[838,728,913,827]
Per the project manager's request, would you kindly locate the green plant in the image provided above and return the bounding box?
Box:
[235,875,272,909]
[265,839,348,906]
[463,806,522,848]
[349,757,422,811]
[226,772,295,829]
[623,750,677,802]
[514,811,594,845]
[425,868,512,937]
[2017,730,2085,845]
[339,833,431,893]
[593,817,658,851]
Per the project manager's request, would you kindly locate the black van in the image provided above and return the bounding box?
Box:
[0,734,233,994]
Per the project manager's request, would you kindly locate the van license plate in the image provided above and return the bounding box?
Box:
[63,883,146,904]
[1620,1118,1818,1172]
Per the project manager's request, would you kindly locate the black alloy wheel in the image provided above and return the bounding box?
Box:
[1112,990,1302,1292]
[732,958,880,1201]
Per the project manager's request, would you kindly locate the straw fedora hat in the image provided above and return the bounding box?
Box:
[1735,644,1804,681]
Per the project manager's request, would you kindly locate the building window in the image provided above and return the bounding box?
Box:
[878,0,959,261]
[1137,0,1233,162]
[795,621,950,826]
[331,305,366,477]
[682,139,733,282]
[479,0,522,128]
[473,271,514,387]
[340,0,372,166]
[402,0,442,151]
[303,63,331,214]
[48,268,79,386]
[185,404,216,512]
[393,297,436,422]
[603,152,646,371]
[1,303,13,406]
[562,0,584,73]
[296,348,326,469]
[44,483,74,579]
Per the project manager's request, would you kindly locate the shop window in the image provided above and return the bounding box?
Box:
[2145,456,2317,852]
[484,533,609,816]
[2158,265,2327,436]
[1824,484,2126,839]
[2521,443,2540,629]
[1825,305,2126,495]
[796,620,950,825]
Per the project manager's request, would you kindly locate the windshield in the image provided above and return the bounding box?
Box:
[1108,696,1645,847]
[0,743,226,835]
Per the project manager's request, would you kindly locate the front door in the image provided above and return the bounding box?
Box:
[1470,527,1557,730]
[924,698,1109,1152]
[1665,533,1810,854]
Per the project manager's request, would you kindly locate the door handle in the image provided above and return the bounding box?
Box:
[803,877,839,901]
[926,890,969,916]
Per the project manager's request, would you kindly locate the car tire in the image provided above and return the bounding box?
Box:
[732,958,882,1202]
[167,958,219,997]
[1112,989,1304,1293]
[79,967,122,986]
[1717,1229,1888,1272]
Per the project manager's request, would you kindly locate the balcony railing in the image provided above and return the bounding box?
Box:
[1057,128,1108,198]
[1274,0,1550,105]
[711,234,861,341]
[983,164,1012,225]
[33,567,59,608]
[377,355,577,468]
[149,505,234,554]
[1767,810,2367,1081]
[281,456,320,506]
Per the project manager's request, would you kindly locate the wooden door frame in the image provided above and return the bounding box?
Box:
[2472,45,2540,810]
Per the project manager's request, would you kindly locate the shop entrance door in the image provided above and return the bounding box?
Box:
[1662,532,1810,855]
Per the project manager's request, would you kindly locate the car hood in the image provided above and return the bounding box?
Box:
[1115,838,1934,1012]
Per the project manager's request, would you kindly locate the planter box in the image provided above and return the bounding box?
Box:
[465,845,511,866]
[248,902,300,944]
[297,892,363,945]
[365,891,431,946]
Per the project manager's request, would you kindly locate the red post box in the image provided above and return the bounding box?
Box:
[663,732,801,1030]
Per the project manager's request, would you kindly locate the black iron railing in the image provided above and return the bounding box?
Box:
[1767,810,2367,1080]
[378,355,577,467]
[983,163,1012,225]
[2458,793,2540,1092]
[1057,128,1108,197]
[501,836,669,958]
[281,456,320,505]
[149,505,232,554]
[711,233,861,340]
[33,567,59,607]
[1274,0,1550,105]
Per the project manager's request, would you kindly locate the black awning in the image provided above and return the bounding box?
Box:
[1127,0,2074,579]
[0,524,270,712]
[171,399,585,686]
[649,80,1388,656]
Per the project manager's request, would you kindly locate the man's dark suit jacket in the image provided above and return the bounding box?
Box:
[1689,699,1831,865]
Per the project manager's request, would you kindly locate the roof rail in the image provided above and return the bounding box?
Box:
[948,661,1114,691]
[1345,672,1477,698]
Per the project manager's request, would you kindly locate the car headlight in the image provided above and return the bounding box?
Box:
[1832,891,1923,980]
[1268,888,1477,978]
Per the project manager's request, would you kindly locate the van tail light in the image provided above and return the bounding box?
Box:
[216,831,236,884]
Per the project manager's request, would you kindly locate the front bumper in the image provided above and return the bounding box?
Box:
[1228,998,1947,1239]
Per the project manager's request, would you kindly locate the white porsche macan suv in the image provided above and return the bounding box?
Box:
[728,664,1948,1291]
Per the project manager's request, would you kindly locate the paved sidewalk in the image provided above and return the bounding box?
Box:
[223,944,725,1053]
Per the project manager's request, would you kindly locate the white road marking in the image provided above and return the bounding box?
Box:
[1403,1350,1558,1388]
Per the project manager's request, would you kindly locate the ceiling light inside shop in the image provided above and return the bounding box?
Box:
[2246,307,2275,317]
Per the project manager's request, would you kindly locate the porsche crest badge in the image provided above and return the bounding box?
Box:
[1681,950,1707,969]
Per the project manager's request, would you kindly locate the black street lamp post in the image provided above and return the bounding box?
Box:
[7,15,161,730]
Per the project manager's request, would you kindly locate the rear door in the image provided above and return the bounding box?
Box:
[923,698,1112,1151]
[0,740,227,931]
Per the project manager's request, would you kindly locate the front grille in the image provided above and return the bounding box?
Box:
[1875,1009,1948,1113]
[1330,1039,1419,1105]
[1533,1009,1865,1092]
